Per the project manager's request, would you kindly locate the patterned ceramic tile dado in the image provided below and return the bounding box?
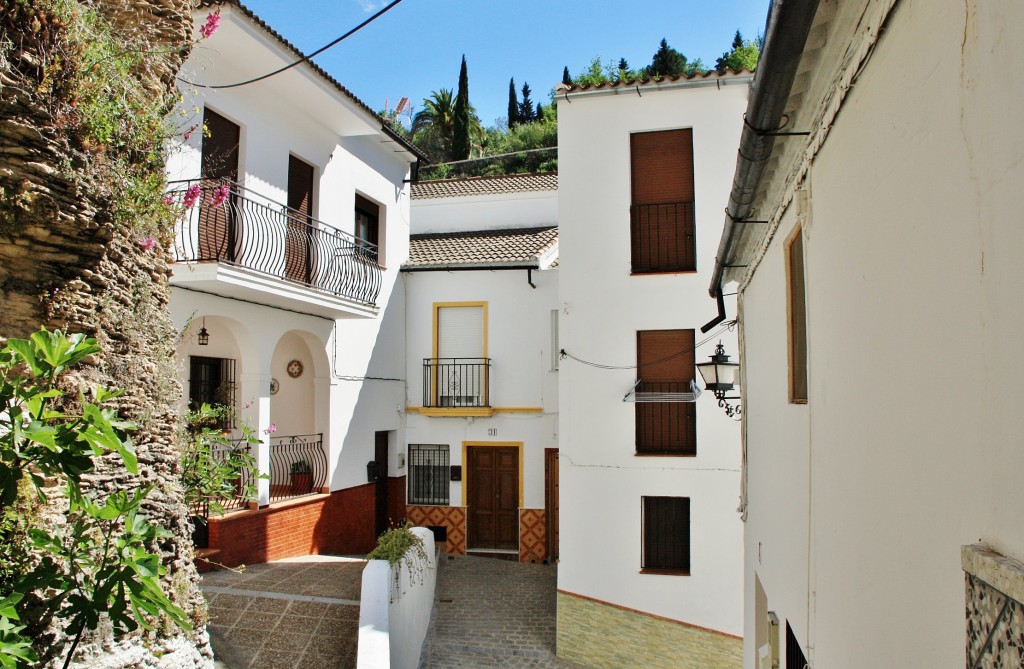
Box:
[406,505,467,555]
[966,573,1024,668]
[520,508,547,563]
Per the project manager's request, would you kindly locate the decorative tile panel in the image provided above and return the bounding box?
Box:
[520,508,546,563]
[406,505,467,555]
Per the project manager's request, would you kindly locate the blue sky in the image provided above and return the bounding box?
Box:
[236,0,771,128]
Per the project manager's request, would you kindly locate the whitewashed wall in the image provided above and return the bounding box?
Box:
[557,78,750,635]
[411,190,557,235]
[402,267,559,510]
[357,528,437,669]
[167,5,413,495]
[739,1,1024,667]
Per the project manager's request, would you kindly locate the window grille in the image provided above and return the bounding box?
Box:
[188,356,236,429]
[408,444,450,505]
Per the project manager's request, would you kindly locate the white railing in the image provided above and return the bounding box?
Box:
[357,527,437,669]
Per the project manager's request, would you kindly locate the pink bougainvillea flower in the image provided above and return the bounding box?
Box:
[183,124,198,141]
[139,236,158,251]
[211,183,230,209]
[162,194,175,206]
[200,10,220,39]
[264,423,277,435]
[183,184,202,208]
[244,401,252,409]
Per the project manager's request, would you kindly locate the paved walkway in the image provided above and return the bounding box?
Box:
[202,552,588,669]
[201,555,365,669]
[420,554,589,669]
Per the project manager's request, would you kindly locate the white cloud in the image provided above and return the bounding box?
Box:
[356,0,387,11]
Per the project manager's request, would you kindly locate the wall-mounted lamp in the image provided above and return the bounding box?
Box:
[197,318,210,346]
[696,341,741,418]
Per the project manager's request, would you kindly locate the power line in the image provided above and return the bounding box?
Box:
[180,0,405,90]
[560,321,737,370]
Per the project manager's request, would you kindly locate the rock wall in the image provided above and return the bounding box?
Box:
[0,1,212,666]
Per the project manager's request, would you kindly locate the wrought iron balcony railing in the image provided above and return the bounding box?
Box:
[269,433,328,504]
[422,358,491,408]
[630,200,696,273]
[168,179,381,306]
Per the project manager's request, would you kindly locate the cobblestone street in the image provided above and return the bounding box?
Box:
[420,554,589,669]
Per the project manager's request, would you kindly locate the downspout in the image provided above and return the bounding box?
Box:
[705,0,822,326]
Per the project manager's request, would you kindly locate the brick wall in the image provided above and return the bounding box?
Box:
[557,590,741,669]
[207,483,379,568]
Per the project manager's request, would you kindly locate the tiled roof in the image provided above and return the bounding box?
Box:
[404,226,558,269]
[198,1,427,161]
[412,173,558,200]
[557,68,753,94]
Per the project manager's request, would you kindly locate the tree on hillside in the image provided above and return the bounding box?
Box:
[647,38,688,77]
[507,77,520,129]
[519,82,536,123]
[412,88,457,160]
[536,103,544,121]
[452,55,471,160]
[618,57,629,71]
[715,30,761,73]
[562,66,572,86]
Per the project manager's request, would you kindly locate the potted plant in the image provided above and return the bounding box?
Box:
[290,459,313,494]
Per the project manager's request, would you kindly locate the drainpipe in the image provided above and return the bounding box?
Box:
[706,0,822,324]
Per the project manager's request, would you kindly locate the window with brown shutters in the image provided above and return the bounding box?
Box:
[286,155,315,284]
[630,128,696,273]
[636,329,697,455]
[355,194,379,262]
[642,496,690,574]
[198,108,240,261]
[786,226,808,403]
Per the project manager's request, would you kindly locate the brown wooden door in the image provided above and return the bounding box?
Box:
[199,108,240,261]
[544,448,559,561]
[286,155,314,284]
[374,431,389,537]
[467,446,518,550]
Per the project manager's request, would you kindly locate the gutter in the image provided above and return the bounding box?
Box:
[706,0,821,313]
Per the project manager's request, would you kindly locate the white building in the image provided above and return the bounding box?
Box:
[555,72,752,667]
[165,0,423,564]
[403,174,559,562]
[709,1,1024,667]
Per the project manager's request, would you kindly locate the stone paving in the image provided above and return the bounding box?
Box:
[420,554,590,669]
[201,555,365,669]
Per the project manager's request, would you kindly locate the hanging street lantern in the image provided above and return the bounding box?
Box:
[198,318,210,346]
[696,341,741,418]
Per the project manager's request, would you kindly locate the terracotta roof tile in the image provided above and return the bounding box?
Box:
[557,68,753,94]
[405,226,558,269]
[412,173,558,200]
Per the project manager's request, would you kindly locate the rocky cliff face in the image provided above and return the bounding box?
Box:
[0,1,212,666]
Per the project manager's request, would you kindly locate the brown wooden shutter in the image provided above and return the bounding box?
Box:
[286,155,315,284]
[630,129,696,272]
[636,330,696,455]
[787,229,808,402]
[198,108,240,260]
[642,496,690,572]
[630,129,693,205]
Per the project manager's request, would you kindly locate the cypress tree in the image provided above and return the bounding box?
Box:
[452,55,471,160]
[562,66,572,86]
[507,77,519,129]
[536,103,544,121]
[518,82,535,123]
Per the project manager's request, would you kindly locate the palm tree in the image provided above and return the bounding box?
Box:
[412,88,484,162]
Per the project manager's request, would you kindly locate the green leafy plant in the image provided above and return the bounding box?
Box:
[367,524,431,596]
[0,329,191,668]
[181,403,260,520]
[290,460,312,474]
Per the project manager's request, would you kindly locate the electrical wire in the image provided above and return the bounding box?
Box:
[180,0,405,90]
[560,320,737,370]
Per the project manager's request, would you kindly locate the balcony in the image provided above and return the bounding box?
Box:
[422,358,491,414]
[168,180,382,318]
[630,200,696,273]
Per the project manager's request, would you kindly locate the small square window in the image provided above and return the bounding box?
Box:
[408,445,450,505]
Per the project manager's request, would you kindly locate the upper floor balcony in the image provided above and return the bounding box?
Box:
[421,358,491,415]
[168,179,382,318]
